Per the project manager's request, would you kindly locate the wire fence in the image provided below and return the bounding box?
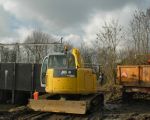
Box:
[0,42,63,63]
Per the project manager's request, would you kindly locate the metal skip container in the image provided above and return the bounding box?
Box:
[117,65,150,93]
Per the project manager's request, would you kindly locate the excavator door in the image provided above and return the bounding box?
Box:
[40,56,48,87]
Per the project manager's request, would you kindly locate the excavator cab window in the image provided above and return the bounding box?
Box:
[40,56,48,87]
[68,54,75,68]
[48,55,67,68]
[48,54,75,68]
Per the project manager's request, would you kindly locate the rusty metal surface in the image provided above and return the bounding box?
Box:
[117,65,150,87]
[124,86,150,94]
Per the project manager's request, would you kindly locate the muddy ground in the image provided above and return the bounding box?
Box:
[103,86,150,120]
[104,99,150,120]
[0,99,150,120]
[0,88,150,120]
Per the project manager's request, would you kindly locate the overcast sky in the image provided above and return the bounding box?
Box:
[0,0,149,46]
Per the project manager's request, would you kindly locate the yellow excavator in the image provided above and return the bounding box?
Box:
[29,47,104,114]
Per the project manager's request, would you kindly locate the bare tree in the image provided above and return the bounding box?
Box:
[79,42,93,64]
[63,40,74,51]
[96,19,124,83]
[130,10,150,54]
[24,30,56,63]
[97,20,123,55]
[129,9,150,64]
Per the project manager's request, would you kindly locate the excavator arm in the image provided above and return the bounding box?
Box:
[72,48,84,68]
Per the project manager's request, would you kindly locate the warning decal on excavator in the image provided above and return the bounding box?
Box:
[121,72,128,78]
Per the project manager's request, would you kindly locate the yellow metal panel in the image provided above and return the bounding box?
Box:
[93,74,97,90]
[53,77,77,93]
[85,71,94,90]
[46,69,77,94]
[77,68,96,94]
[46,68,97,94]
[45,69,53,93]
[85,74,91,89]
[77,68,85,92]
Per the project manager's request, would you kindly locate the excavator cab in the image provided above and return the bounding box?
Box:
[40,52,76,88]
[41,56,48,87]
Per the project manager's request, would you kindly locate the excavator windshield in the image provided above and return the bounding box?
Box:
[48,55,67,68]
[48,54,75,68]
[41,53,76,87]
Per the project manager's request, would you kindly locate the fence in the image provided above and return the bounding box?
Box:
[0,42,63,104]
[0,42,63,63]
